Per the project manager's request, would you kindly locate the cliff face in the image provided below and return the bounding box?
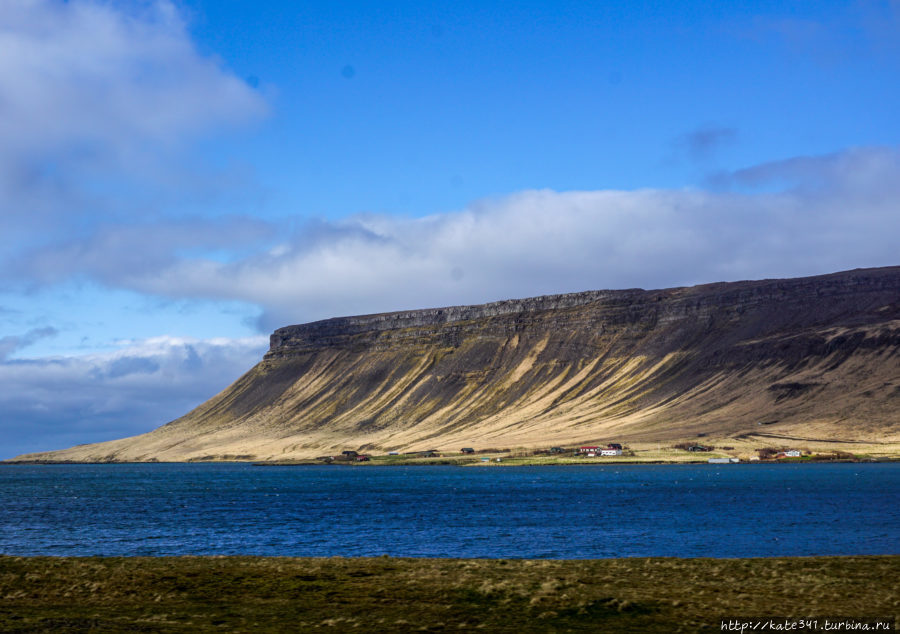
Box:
[14,267,900,462]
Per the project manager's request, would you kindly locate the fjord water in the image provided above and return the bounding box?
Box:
[1,463,897,558]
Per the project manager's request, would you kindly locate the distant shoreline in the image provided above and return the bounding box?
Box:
[3,457,897,466]
[10,435,899,466]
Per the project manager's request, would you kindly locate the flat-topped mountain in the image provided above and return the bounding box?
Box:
[13,266,900,462]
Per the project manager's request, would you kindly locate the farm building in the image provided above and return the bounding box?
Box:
[580,445,623,457]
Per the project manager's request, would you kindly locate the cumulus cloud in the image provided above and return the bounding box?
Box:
[7,216,274,287]
[0,0,266,252]
[0,0,262,152]
[8,147,897,457]
[7,146,897,330]
[0,335,268,459]
[7,143,897,456]
[2,2,897,461]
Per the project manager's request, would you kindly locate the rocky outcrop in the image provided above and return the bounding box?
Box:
[12,267,900,462]
[267,268,900,354]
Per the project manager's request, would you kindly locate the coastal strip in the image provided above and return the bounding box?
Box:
[1,555,897,631]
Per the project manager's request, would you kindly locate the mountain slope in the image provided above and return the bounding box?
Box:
[13,267,900,462]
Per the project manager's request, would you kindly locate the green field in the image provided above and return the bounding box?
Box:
[1,555,897,632]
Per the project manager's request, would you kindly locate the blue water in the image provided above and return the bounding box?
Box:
[0,463,897,558]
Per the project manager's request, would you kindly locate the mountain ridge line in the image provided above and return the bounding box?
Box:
[11,265,900,463]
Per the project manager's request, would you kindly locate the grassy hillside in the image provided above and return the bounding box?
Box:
[13,267,900,463]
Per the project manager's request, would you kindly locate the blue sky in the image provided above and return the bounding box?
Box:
[1,0,899,458]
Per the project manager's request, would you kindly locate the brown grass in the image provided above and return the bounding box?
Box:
[1,555,897,632]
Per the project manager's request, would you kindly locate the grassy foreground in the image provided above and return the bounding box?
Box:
[1,556,897,632]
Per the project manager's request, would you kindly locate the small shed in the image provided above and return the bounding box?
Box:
[461,447,475,454]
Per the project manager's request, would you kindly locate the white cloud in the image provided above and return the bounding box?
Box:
[5,146,900,330]
[8,216,273,286]
[0,335,268,459]
[0,0,266,250]
[0,0,264,157]
[7,146,897,457]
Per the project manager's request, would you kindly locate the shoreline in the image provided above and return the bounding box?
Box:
[10,435,900,466]
[4,456,898,466]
